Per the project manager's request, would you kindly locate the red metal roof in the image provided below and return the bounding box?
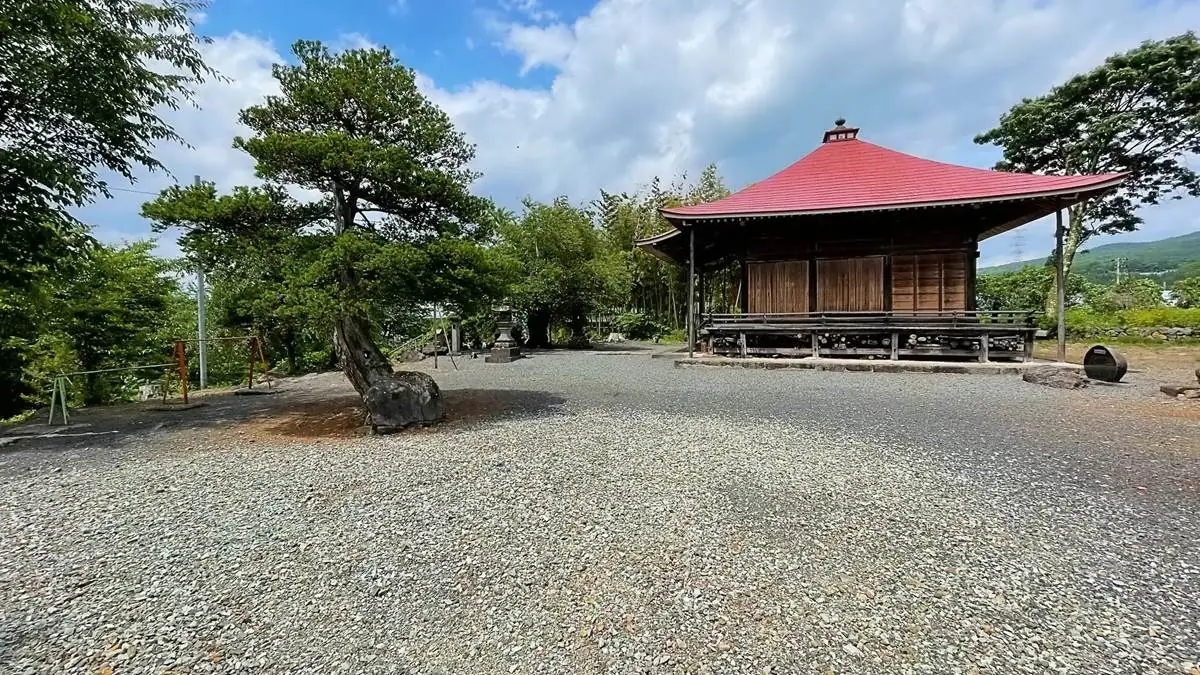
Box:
[662,127,1124,220]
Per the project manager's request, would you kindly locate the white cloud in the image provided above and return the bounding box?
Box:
[499,22,575,75]
[332,32,380,52]
[419,0,1200,260]
[82,0,1200,264]
[80,32,285,255]
[498,0,557,24]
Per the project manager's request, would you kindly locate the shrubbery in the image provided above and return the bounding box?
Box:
[611,312,667,341]
[982,269,1200,338]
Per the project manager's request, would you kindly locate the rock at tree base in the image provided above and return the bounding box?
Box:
[365,371,444,433]
[1022,365,1087,389]
[1161,384,1200,397]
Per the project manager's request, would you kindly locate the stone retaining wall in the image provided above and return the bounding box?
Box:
[1072,326,1196,340]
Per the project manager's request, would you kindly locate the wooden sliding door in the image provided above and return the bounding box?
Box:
[892,252,967,313]
[816,256,884,312]
[747,260,809,313]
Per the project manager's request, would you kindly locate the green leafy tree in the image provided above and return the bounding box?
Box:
[0,221,94,417]
[6,241,187,409]
[499,198,620,348]
[1086,277,1164,312]
[142,182,333,375]
[976,265,1095,313]
[975,32,1200,312]
[1,0,211,413]
[593,165,733,329]
[152,41,505,409]
[1170,276,1200,308]
[54,243,183,403]
[0,0,214,230]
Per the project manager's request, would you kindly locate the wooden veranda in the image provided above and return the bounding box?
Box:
[637,121,1125,362]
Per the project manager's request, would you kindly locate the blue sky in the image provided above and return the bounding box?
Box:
[83,0,1200,268]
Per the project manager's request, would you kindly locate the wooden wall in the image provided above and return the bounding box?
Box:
[816,257,884,311]
[743,250,973,314]
[747,261,808,313]
[892,252,967,312]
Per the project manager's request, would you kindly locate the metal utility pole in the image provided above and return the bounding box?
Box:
[194,174,208,389]
[1055,208,1066,363]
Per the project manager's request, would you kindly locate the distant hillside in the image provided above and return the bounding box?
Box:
[981,230,1200,284]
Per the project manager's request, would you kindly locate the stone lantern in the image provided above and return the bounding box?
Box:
[485,305,522,363]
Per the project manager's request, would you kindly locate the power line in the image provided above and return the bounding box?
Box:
[109,186,164,197]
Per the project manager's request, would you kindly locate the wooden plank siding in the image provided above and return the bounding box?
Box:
[816,257,885,311]
[891,252,968,313]
[747,260,809,313]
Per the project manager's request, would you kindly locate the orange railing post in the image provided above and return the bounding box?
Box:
[255,337,271,389]
[247,337,257,389]
[174,340,188,404]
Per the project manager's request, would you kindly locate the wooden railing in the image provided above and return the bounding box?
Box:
[704,310,1038,329]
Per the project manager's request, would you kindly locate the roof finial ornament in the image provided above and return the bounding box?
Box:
[823,118,859,143]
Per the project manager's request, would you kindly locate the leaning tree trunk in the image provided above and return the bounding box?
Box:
[333,314,444,433]
[333,314,394,396]
[328,193,443,432]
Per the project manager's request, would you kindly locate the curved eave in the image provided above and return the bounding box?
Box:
[633,228,685,264]
[659,175,1127,223]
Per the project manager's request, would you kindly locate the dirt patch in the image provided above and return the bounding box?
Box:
[1130,399,1200,423]
[1034,341,1200,383]
[222,387,563,441]
[232,395,366,440]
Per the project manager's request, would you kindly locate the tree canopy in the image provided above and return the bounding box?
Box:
[1,0,212,417]
[0,0,214,229]
[148,40,508,408]
[976,32,1200,310]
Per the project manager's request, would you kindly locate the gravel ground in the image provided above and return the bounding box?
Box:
[2,351,1198,674]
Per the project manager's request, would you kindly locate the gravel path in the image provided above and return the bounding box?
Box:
[2,352,1198,674]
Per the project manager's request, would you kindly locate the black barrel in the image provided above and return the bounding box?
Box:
[1082,344,1128,383]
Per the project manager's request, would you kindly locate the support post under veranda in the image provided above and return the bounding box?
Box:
[687,224,695,358]
[1054,208,1067,363]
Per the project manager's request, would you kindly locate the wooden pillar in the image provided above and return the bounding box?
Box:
[1055,208,1066,363]
[739,260,748,313]
[882,255,893,312]
[687,225,695,358]
[966,245,979,311]
[698,269,706,321]
[808,257,818,313]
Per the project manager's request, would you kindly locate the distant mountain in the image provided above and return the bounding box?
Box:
[981,230,1200,284]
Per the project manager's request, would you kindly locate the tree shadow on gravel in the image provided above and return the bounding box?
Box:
[0,387,568,460]
[227,388,566,440]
